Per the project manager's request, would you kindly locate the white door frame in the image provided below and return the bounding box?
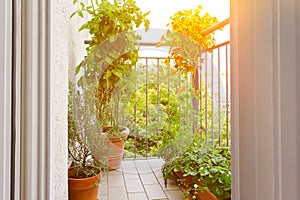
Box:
[231,0,300,199]
[20,0,68,199]
[0,0,13,199]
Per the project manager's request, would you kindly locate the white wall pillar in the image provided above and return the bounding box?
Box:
[21,0,52,199]
[21,0,73,199]
[51,0,88,199]
[231,0,300,199]
[20,0,89,199]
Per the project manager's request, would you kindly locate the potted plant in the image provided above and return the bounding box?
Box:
[68,81,107,200]
[71,0,150,170]
[162,134,231,200]
[101,126,130,170]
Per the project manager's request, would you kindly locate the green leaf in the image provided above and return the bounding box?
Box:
[78,11,84,18]
[112,70,122,78]
[77,76,83,87]
[218,177,223,183]
[200,169,209,176]
[75,63,83,75]
[79,23,88,31]
[70,11,77,19]
[80,2,85,9]
[202,155,209,163]
[143,11,151,17]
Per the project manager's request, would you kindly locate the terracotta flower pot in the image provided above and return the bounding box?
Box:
[175,171,218,200]
[100,127,130,170]
[195,189,218,200]
[68,168,101,200]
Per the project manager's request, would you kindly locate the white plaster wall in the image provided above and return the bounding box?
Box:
[53,0,88,199]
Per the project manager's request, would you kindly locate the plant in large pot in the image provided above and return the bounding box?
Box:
[71,0,150,170]
[162,134,231,200]
[68,81,107,200]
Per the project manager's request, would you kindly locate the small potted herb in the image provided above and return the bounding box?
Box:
[68,81,107,200]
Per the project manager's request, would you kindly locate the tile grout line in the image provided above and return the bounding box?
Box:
[149,160,170,200]
[103,159,184,200]
[106,172,109,200]
[122,164,130,200]
[134,160,150,200]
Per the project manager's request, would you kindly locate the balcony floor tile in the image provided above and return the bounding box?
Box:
[98,158,184,200]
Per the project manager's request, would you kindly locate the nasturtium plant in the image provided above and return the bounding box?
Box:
[159,5,218,76]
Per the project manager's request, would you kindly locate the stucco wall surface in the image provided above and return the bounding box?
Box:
[53,0,88,199]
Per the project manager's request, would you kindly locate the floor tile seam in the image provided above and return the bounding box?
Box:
[125,179,145,193]
[134,160,152,173]
[143,184,168,200]
[147,161,169,199]
[121,167,131,200]
[108,185,130,200]
[99,175,109,198]
[133,160,150,200]
[107,170,128,199]
[127,191,147,194]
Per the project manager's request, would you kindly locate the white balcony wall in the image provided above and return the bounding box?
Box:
[52,0,89,199]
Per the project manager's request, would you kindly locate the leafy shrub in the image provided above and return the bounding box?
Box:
[125,83,181,157]
[162,134,231,200]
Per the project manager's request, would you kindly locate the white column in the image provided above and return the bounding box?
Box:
[0,0,12,199]
[21,0,89,198]
[21,0,69,199]
[21,0,49,199]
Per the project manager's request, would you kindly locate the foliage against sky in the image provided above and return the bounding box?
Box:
[159,5,218,75]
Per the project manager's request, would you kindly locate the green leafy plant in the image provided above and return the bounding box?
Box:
[71,0,150,135]
[162,134,231,200]
[109,60,197,158]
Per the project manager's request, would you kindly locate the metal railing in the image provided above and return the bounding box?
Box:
[112,19,230,159]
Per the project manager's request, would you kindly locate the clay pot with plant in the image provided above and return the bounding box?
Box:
[71,0,150,170]
[68,81,107,200]
[100,126,130,170]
